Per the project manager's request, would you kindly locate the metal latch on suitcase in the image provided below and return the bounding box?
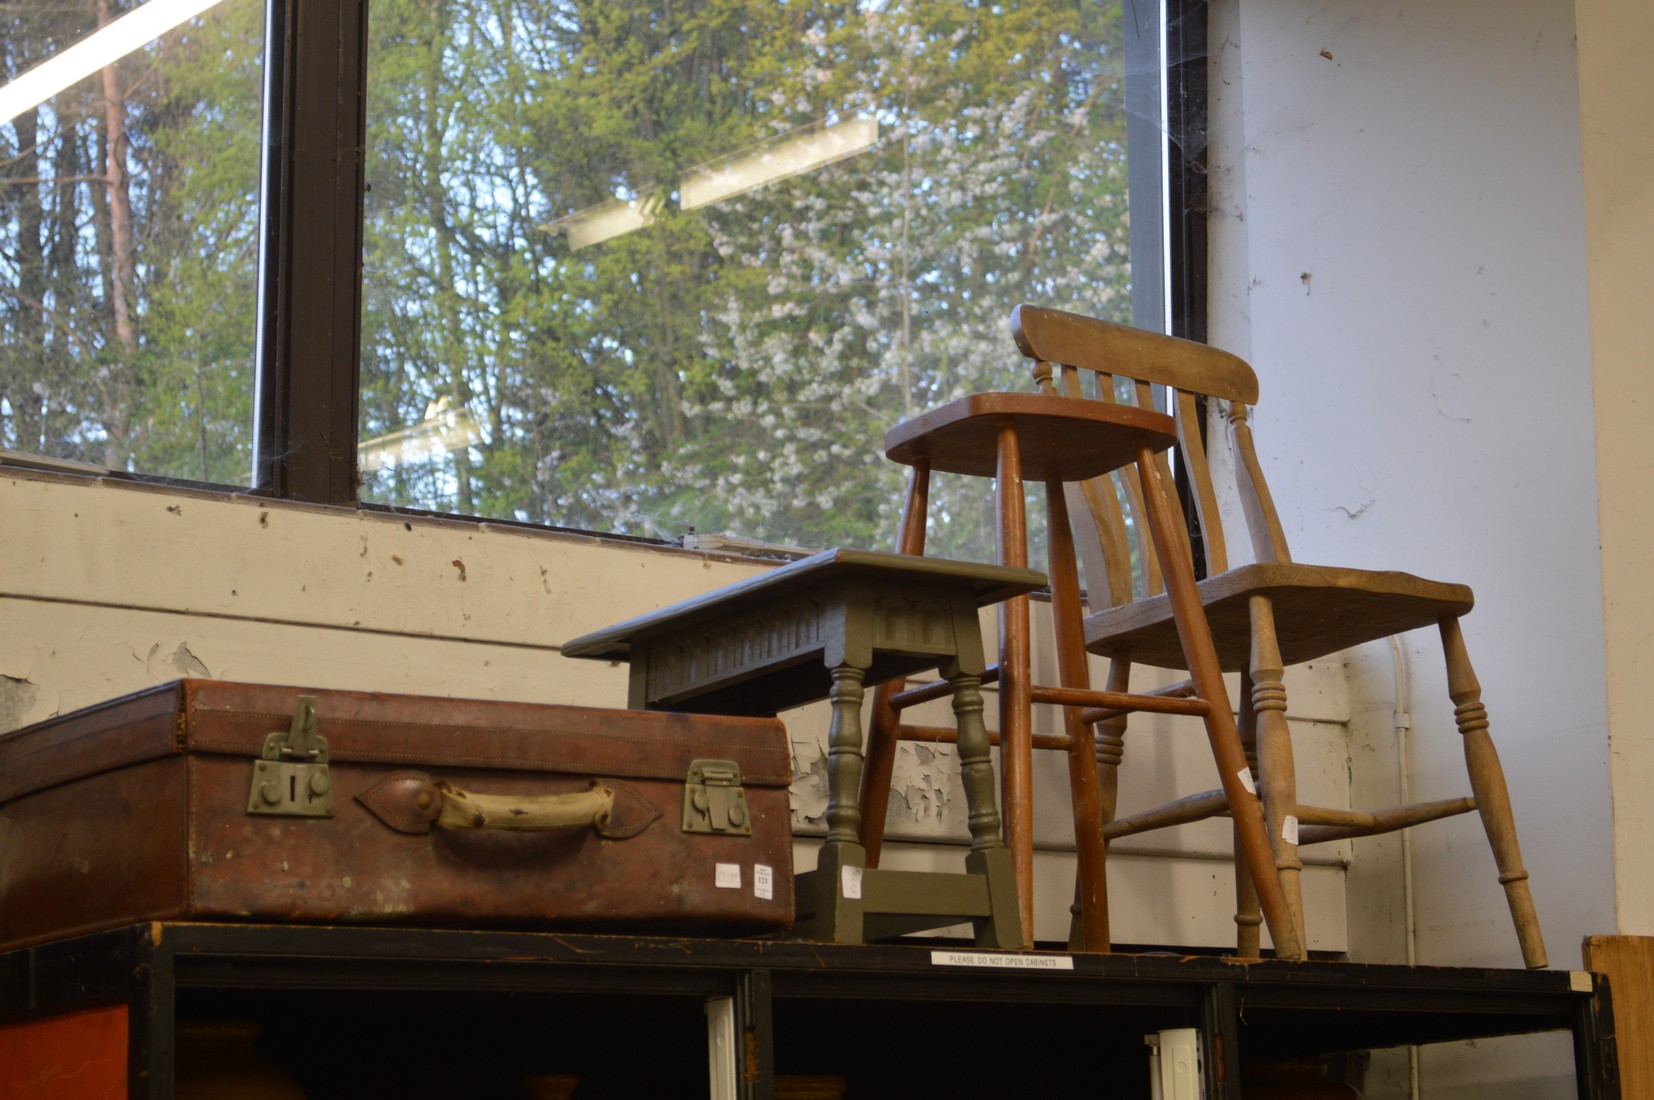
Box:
[682,759,751,836]
[246,695,335,818]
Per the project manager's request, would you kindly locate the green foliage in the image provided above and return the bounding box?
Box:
[0,0,264,482]
[359,0,1135,557]
[1,0,1136,562]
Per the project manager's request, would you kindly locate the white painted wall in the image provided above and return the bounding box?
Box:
[0,468,1351,952]
[1208,0,1616,1093]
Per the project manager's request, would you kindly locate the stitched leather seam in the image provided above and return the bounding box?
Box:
[184,738,790,785]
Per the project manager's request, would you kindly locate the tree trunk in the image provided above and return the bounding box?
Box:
[97,0,138,470]
[422,23,473,512]
[11,106,48,452]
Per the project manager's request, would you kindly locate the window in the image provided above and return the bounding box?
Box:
[0,0,265,483]
[1,0,1205,561]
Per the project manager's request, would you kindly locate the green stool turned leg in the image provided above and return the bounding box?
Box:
[950,665,1021,949]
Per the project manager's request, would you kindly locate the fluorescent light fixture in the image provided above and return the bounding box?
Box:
[0,0,228,126]
[680,117,878,210]
[546,191,663,251]
[542,118,877,249]
[359,396,483,473]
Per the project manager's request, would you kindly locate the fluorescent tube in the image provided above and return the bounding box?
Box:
[359,396,482,473]
[547,192,662,251]
[0,0,228,126]
[680,118,877,210]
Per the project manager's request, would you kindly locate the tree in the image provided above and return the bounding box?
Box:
[359,0,1134,559]
[0,0,264,483]
[3,0,1135,561]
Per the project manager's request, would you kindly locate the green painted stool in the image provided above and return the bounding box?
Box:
[562,547,1043,948]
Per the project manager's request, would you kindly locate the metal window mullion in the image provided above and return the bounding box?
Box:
[252,0,367,504]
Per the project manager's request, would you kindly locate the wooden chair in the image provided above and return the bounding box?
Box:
[1003,303,1546,967]
[855,338,1306,959]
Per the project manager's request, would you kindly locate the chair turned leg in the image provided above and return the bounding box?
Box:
[859,463,932,868]
[1249,595,1308,955]
[995,422,1036,945]
[1439,617,1548,969]
[1047,476,1109,952]
[1233,669,1264,959]
[1134,446,1305,962]
[859,684,901,868]
[1082,657,1132,951]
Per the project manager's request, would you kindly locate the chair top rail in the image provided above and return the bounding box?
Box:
[1011,303,1260,405]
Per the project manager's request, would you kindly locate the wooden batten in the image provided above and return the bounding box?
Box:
[1584,936,1654,1098]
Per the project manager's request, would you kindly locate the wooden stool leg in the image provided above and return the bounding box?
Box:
[802,664,871,944]
[951,668,1006,856]
[860,464,932,868]
[948,662,1023,949]
[824,663,869,849]
[1249,595,1307,953]
[1047,477,1109,952]
[1439,616,1548,969]
[1134,446,1306,962]
[1233,669,1264,959]
[995,423,1036,946]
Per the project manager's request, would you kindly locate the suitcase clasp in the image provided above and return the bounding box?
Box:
[245,695,335,818]
[682,759,751,836]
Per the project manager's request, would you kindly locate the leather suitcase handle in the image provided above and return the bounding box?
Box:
[356,771,659,838]
[436,780,614,831]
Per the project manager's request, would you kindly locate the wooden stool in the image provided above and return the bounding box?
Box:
[562,547,1044,947]
[858,391,1306,958]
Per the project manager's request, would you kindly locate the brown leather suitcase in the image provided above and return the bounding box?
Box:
[0,680,794,950]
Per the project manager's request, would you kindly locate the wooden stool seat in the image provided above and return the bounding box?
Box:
[885,392,1177,480]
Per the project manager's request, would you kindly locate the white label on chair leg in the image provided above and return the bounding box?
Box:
[841,865,864,899]
[1281,815,1300,845]
[754,864,774,900]
[715,863,742,889]
[1237,767,1257,795]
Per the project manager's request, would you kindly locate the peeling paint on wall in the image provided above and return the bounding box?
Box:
[146,642,212,680]
[787,723,966,834]
[0,674,39,733]
[789,725,829,827]
[895,742,957,824]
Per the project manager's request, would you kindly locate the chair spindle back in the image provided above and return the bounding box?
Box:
[1011,304,1280,609]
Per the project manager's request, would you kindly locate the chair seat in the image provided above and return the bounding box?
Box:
[1083,562,1475,669]
[884,392,1176,481]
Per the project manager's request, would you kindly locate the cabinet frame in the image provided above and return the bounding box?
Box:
[0,923,1620,1098]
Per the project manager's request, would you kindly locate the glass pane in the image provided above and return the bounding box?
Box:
[361,0,1137,559]
[0,0,265,483]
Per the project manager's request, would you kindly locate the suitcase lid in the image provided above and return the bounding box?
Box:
[0,680,792,802]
